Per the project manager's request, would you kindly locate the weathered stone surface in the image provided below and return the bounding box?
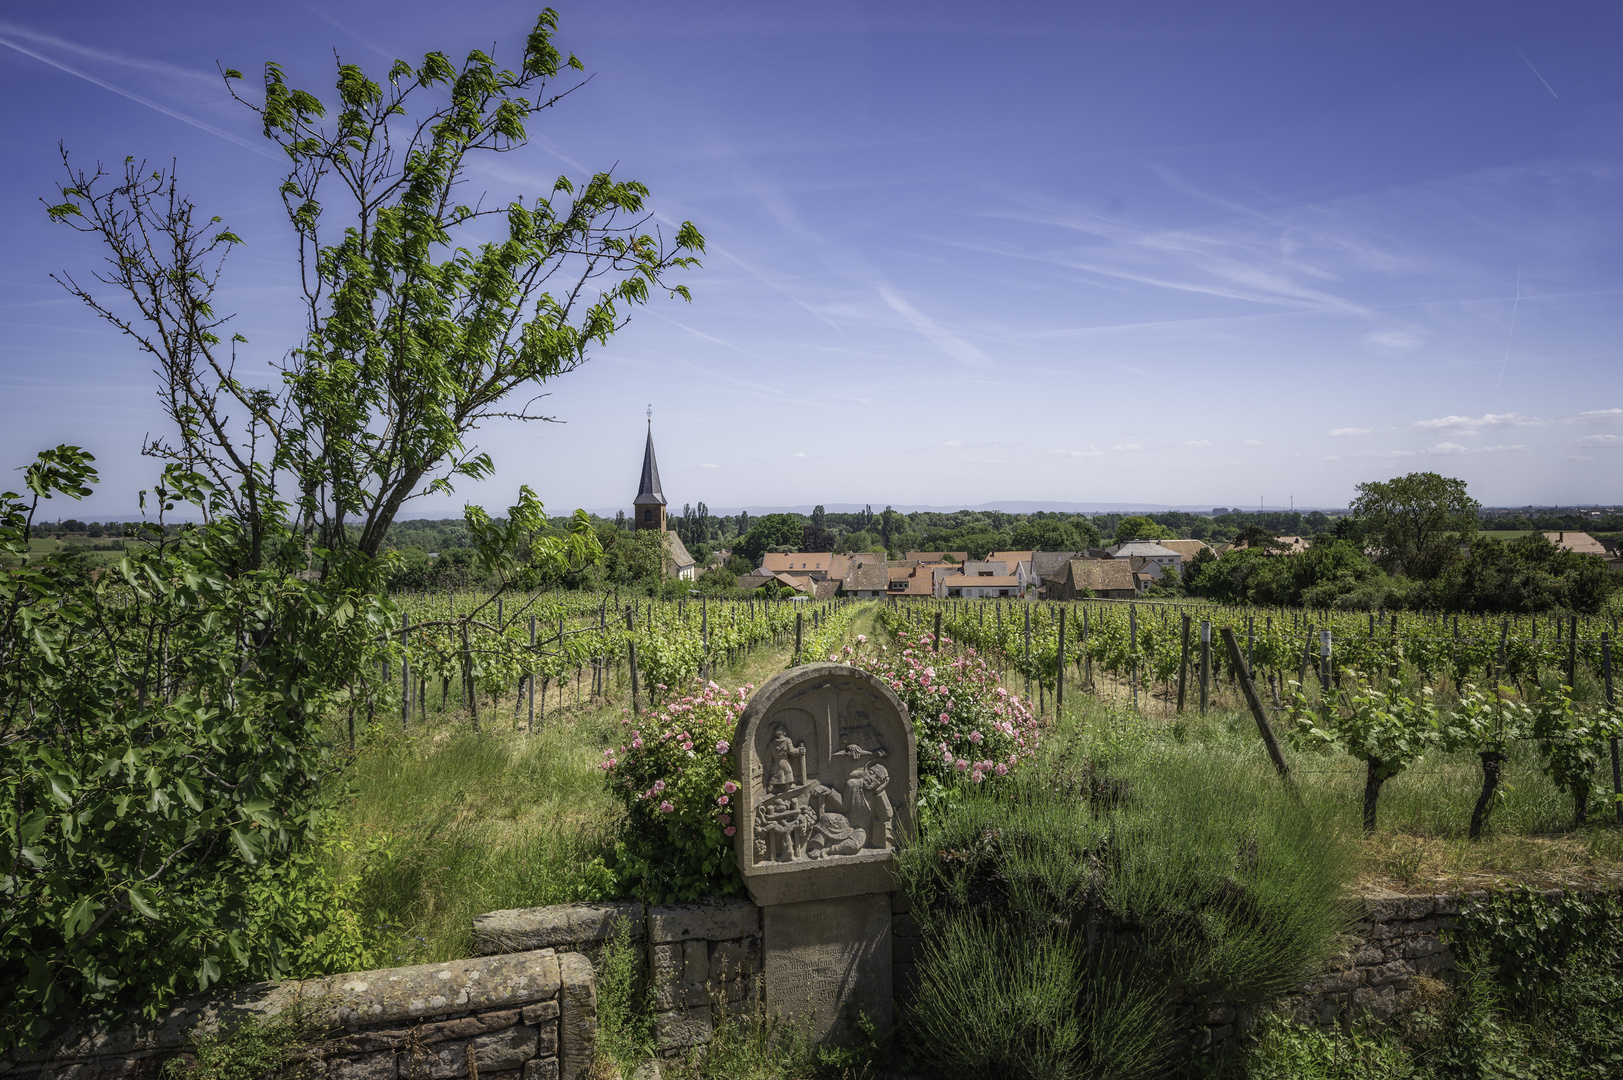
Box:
[403,1025,538,1080]
[324,1010,523,1055]
[1368,960,1414,988]
[558,953,596,1080]
[892,913,921,939]
[890,891,910,914]
[763,892,893,1046]
[522,1060,558,1080]
[646,900,758,944]
[708,939,754,982]
[330,1055,399,1080]
[310,953,562,1028]
[1349,944,1385,966]
[653,1008,712,1053]
[733,665,916,907]
[520,1002,558,1026]
[1352,984,1397,1020]
[1402,935,1445,959]
[472,902,643,956]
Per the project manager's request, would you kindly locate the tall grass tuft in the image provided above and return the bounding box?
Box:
[896,721,1357,1080]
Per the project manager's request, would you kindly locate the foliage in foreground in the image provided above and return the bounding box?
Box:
[601,682,749,903]
[896,730,1356,1080]
[1,455,392,1049]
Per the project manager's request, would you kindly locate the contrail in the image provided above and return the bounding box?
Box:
[1510,44,1559,100]
[1496,267,1520,389]
[0,34,276,158]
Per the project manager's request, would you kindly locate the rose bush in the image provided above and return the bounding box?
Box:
[847,630,1039,795]
[601,681,750,902]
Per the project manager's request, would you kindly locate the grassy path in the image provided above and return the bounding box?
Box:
[314,603,878,971]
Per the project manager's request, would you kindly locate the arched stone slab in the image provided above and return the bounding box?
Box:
[731,663,916,908]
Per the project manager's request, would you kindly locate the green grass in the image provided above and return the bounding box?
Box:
[315,605,881,971]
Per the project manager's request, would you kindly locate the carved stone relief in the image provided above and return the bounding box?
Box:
[732,664,916,907]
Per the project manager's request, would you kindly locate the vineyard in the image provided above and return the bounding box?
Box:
[348,589,863,735]
[878,598,1623,838]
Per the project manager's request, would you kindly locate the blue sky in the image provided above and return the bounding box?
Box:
[2,0,1621,518]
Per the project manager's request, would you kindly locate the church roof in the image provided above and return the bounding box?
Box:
[634,424,666,506]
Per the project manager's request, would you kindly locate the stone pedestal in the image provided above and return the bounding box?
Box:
[732,664,915,1046]
[763,893,893,1043]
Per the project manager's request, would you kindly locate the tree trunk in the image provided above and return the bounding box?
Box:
[1469,751,1504,840]
[1363,757,1386,833]
[1574,780,1590,828]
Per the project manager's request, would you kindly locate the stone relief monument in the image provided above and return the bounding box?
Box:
[732,663,916,1043]
[734,664,916,905]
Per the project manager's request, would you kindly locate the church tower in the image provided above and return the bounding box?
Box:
[634,411,667,532]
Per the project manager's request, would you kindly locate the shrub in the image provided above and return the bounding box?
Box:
[851,631,1039,795]
[896,741,1355,1080]
[601,682,749,902]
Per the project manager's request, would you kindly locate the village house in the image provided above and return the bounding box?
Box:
[1043,558,1138,600]
[939,574,1021,599]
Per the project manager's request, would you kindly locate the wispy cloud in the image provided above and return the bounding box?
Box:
[0,32,274,158]
[878,287,990,366]
[1578,434,1623,448]
[1329,427,1372,436]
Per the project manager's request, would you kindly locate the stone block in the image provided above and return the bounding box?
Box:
[1414,951,1456,977]
[1402,935,1445,959]
[709,939,752,982]
[892,913,921,939]
[1369,960,1414,987]
[890,891,911,914]
[520,1002,559,1026]
[536,1019,558,1058]
[473,902,643,955]
[307,952,562,1029]
[891,962,918,1004]
[648,944,682,988]
[763,892,892,1046]
[646,900,759,944]
[653,1007,712,1053]
[1209,1024,1234,1044]
[1207,1005,1235,1024]
[558,953,596,1080]
[1350,945,1385,966]
[410,1026,538,1080]
[1352,984,1397,1021]
[522,1061,558,1080]
[1300,971,1361,995]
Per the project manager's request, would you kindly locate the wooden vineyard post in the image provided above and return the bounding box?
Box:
[1604,632,1619,827]
[1221,626,1291,780]
[1024,604,1032,700]
[528,617,537,729]
[625,606,642,716]
[1568,615,1578,691]
[462,616,479,731]
[933,610,943,653]
[1177,613,1191,713]
[1128,604,1137,711]
[1199,619,1211,716]
[1320,630,1333,694]
[1056,606,1067,716]
[795,611,803,666]
[401,613,411,730]
[1497,619,1508,684]
[1299,625,1314,689]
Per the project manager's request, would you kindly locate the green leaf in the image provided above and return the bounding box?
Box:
[128,886,159,920]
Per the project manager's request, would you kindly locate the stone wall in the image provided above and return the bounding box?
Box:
[474,895,918,1055]
[0,950,594,1080]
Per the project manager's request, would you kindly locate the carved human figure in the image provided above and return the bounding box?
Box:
[754,793,819,863]
[766,722,806,791]
[846,762,895,850]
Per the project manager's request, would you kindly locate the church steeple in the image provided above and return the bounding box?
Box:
[633,408,667,532]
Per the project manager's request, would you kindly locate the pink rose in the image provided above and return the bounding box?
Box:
[716,740,730,755]
[995,763,1009,776]
[717,795,729,806]
[723,780,739,794]
[724,826,736,836]
[658,800,675,813]
[719,814,731,826]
